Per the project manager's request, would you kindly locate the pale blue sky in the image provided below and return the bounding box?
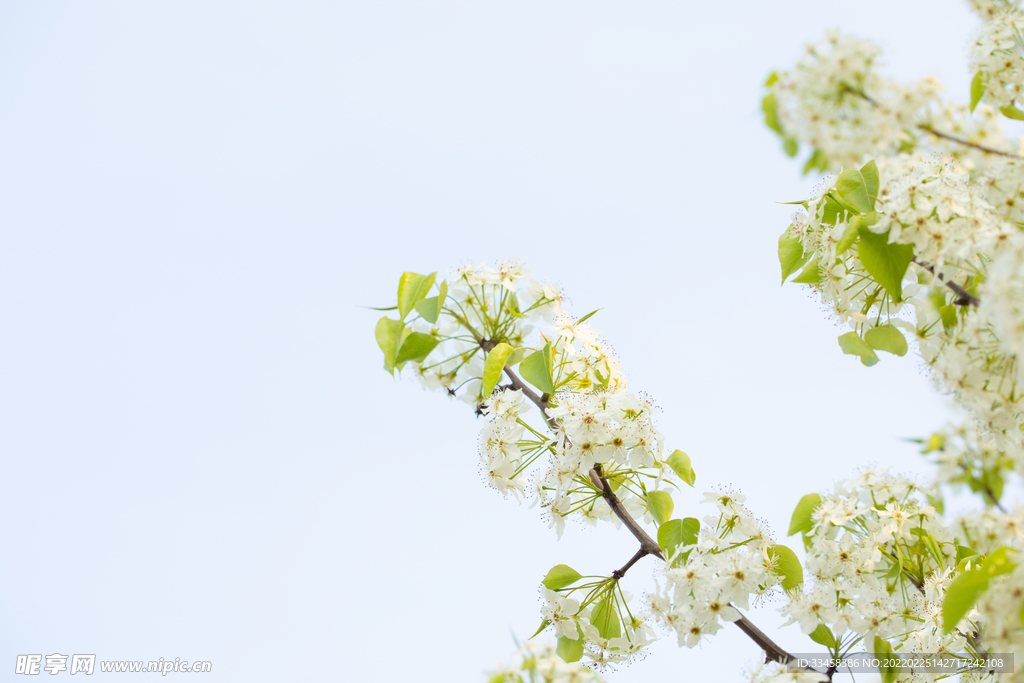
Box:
[0,1,986,680]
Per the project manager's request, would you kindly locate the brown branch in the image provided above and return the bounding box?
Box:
[918,125,1017,159]
[844,85,1015,159]
[492,343,807,670]
[734,613,806,667]
[612,548,648,580]
[589,465,663,558]
[913,259,980,307]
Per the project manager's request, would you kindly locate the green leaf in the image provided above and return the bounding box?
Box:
[529,619,551,639]
[763,92,783,135]
[875,636,900,683]
[821,194,846,226]
[809,624,837,649]
[788,493,822,536]
[590,593,621,640]
[783,136,798,157]
[943,547,1017,632]
[942,568,989,632]
[802,149,828,176]
[860,160,879,205]
[658,517,700,564]
[666,450,696,486]
[375,317,405,375]
[519,342,555,394]
[838,332,879,367]
[940,304,958,331]
[576,309,601,324]
[542,564,583,591]
[646,490,674,526]
[971,71,985,113]
[835,165,877,213]
[857,228,913,302]
[837,211,879,255]
[791,258,820,285]
[506,347,528,367]
[864,324,908,357]
[481,342,516,397]
[413,280,447,324]
[956,545,978,563]
[778,230,809,284]
[394,332,440,365]
[397,272,437,320]
[556,636,584,663]
[1001,104,1024,120]
[768,544,804,591]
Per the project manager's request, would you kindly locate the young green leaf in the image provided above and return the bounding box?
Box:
[481,342,516,397]
[942,547,1017,632]
[658,517,700,564]
[413,280,448,324]
[821,194,847,226]
[788,493,822,536]
[838,332,879,367]
[397,272,437,320]
[835,164,877,213]
[864,324,908,357]
[520,342,555,394]
[763,92,783,135]
[375,317,405,375]
[809,624,837,649]
[939,304,958,331]
[857,228,913,302]
[1001,104,1024,120]
[576,309,601,324]
[783,136,798,157]
[542,564,583,591]
[646,490,674,526]
[860,160,879,204]
[529,619,551,639]
[667,450,696,486]
[590,593,622,640]
[970,71,985,113]
[394,332,440,365]
[791,258,821,285]
[802,149,828,176]
[874,636,900,683]
[768,544,804,591]
[778,230,809,284]
[556,636,584,663]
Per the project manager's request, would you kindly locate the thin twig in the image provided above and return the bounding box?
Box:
[497,354,807,669]
[913,259,980,307]
[918,125,1017,159]
[612,548,648,580]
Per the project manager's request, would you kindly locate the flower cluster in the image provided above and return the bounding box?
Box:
[644,490,778,649]
[768,33,942,172]
[781,471,964,658]
[919,421,1019,506]
[969,5,1024,111]
[484,641,605,683]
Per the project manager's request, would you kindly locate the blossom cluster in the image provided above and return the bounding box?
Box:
[768,33,942,172]
[969,4,1024,111]
[644,490,777,648]
[483,641,605,683]
[782,471,956,646]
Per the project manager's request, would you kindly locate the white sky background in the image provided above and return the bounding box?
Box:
[0,0,997,680]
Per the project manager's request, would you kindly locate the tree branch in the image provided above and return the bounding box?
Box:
[492,345,807,670]
[733,613,806,667]
[918,125,1017,159]
[913,259,980,307]
[843,85,1016,159]
[612,548,648,580]
[589,465,663,558]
